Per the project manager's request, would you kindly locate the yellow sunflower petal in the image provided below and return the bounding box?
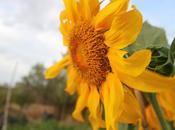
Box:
[118,69,175,92]
[146,105,161,130]
[105,8,142,49]
[88,0,100,16]
[163,110,175,121]
[72,82,89,122]
[158,90,175,113]
[65,65,78,95]
[89,112,105,130]
[45,55,70,79]
[79,0,91,19]
[158,90,175,120]
[108,49,151,77]
[88,86,100,118]
[88,86,105,130]
[63,0,79,23]
[79,0,100,19]
[60,10,71,45]
[101,73,124,130]
[119,87,141,124]
[87,86,105,129]
[94,0,129,30]
[101,79,110,129]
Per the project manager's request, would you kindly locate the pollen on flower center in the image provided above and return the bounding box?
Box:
[69,21,111,86]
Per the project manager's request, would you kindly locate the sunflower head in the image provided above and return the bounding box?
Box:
[69,21,111,86]
[45,0,146,129]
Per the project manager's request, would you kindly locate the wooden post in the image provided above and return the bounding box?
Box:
[2,62,18,130]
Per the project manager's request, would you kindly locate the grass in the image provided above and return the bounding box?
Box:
[7,120,91,130]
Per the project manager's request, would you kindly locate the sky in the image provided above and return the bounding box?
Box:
[0,0,175,84]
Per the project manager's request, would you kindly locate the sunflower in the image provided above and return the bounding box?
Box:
[138,91,175,130]
[45,0,175,130]
[139,105,161,130]
[158,89,175,122]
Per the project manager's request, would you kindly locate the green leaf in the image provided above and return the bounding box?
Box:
[148,38,175,76]
[125,21,169,53]
[169,38,175,64]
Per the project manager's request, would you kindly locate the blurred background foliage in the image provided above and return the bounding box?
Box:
[0,21,175,130]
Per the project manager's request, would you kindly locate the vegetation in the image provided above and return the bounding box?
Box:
[0,63,76,114]
[7,120,90,130]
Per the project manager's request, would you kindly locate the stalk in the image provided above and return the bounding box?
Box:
[148,93,171,130]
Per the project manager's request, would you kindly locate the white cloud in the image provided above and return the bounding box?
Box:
[0,0,66,84]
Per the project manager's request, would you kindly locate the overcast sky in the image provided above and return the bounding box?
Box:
[0,0,175,84]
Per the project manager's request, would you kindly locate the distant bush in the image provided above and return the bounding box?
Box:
[13,63,76,108]
[11,86,35,106]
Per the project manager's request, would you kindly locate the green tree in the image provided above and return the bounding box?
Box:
[0,85,8,107]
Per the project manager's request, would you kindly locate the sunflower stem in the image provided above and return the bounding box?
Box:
[148,93,171,130]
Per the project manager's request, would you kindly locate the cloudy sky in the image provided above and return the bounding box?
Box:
[0,0,175,84]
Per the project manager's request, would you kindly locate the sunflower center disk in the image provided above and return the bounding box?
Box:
[69,21,111,86]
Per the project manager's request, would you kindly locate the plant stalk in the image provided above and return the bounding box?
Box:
[148,93,171,130]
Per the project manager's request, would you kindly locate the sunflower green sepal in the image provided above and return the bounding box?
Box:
[148,38,175,76]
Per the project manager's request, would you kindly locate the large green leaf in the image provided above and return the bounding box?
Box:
[126,21,169,53]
